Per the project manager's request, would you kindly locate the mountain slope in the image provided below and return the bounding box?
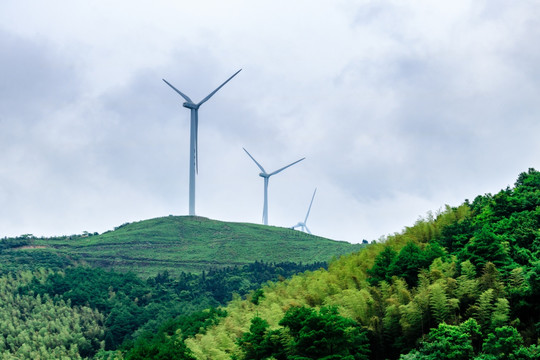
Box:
[184,168,540,360]
[2,216,364,277]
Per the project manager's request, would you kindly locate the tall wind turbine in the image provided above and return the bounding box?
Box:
[163,69,241,216]
[292,188,317,234]
[243,147,305,225]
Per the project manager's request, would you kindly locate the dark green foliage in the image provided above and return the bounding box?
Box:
[0,248,76,274]
[367,247,397,285]
[389,242,430,286]
[237,317,274,360]
[124,308,226,360]
[125,333,194,360]
[279,306,371,360]
[0,236,31,250]
[361,169,540,359]
[460,227,511,270]
[158,307,227,341]
[251,288,265,305]
[400,319,482,360]
[19,261,321,353]
[28,267,147,312]
[237,307,371,360]
[436,217,475,253]
[480,326,523,359]
[368,242,445,287]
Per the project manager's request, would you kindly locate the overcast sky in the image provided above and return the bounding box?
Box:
[1,1,539,243]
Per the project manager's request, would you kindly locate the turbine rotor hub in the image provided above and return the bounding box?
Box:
[183,102,199,110]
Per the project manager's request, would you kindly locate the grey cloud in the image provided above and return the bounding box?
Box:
[0,30,80,122]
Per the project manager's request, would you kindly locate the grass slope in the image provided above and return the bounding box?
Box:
[5,216,363,277]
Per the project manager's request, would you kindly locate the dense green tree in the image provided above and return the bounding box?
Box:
[388,242,431,287]
[461,228,512,270]
[236,317,273,360]
[367,247,397,285]
[437,217,475,254]
[125,329,194,360]
[279,306,370,360]
[480,326,523,359]
[399,319,481,360]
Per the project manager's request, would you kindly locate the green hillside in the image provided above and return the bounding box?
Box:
[2,216,363,277]
[3,169,540,359]
[183,168,540,360]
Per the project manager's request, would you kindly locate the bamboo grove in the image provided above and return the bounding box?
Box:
[186,168,540,359]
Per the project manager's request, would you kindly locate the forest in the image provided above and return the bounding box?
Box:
[1,168,539,359]
[185,168,540,359]
[0,260,324,358]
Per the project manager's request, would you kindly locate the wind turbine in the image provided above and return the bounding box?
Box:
[292,188,317,234]
[243,147,305,225]
[163,69,241,216]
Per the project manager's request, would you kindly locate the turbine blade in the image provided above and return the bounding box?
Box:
[162,79,193,103]
[243,147,267,174]
[304,188,317,223]
[269,157,305,176]
[197,69,242,106]
[305,225,311,234]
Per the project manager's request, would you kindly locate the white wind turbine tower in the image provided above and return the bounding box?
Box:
[292,188,317,234]
[163,69,241,216]
[243,148,305,226]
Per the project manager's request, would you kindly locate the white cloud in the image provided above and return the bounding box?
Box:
[1,1,539,242]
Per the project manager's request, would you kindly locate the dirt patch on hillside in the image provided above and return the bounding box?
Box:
[15,245,47,250]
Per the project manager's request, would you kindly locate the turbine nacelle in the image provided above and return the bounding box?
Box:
[183,102,199,110]
[259,172,268,178]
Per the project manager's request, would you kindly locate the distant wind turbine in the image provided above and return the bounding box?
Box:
[243,147,305,225]
[163,69,241,216]
[292,188,317,234]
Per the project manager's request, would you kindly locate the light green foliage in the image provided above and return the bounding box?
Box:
[491,298,510,329]
[507,267,530,297]
[0,271,105,359]
[429,282,449,324]
[399,298,424,341]
[456,261,480,316]
[474,289,495,332]
[326,288,374,324]
[479,262,505,296]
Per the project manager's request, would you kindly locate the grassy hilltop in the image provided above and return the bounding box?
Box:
[2,216,363,277]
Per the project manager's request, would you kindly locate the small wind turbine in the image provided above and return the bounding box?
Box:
[292,188,317,234]
[163,69,241,216]
[243,148,305,226]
